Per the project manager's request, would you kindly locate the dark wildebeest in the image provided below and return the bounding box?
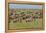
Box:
[25,14,33,23]
[33,12,41,21]
[13,14,19,23]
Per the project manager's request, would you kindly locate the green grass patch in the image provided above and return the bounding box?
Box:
[8,19,43,29]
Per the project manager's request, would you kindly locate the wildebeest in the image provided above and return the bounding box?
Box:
[13,18,19,23]
[25,16,33,22]
[13,14,19,23]
[24,14,33,23]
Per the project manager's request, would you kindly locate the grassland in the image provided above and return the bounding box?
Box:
[8,18,43,29]
[8,9,43,30]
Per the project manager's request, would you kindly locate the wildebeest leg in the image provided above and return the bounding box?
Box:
[26,18,33,23]
[19,17,22,23]
[26,20,31,23]
[20,18,22,23]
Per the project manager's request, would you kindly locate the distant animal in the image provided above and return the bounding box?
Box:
[25,16,33,22]
[13,18,19,23]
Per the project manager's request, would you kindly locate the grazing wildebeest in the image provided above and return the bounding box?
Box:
[25,16,33,22]
[32,12,41,21]
[13,14,19,23]
[25,14,33,23]
[9,13,19,23]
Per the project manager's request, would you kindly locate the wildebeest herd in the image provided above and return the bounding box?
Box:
[8,9,43,23]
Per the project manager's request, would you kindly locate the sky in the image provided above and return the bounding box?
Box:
[9,4,43,9]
